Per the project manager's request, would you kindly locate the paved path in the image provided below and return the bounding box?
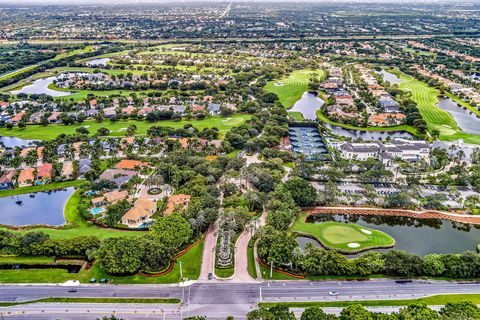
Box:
[232,229,256,282]
[232,207,267,282]
[199,223,217,280]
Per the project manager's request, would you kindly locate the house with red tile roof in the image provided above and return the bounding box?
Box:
[37,163,52,180]
[114,159,148,171]
[9,112,25,124]
[18,168,35,187]
[165,194,191,215]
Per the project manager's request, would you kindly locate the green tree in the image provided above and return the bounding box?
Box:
[96,237,144,275]
[398,303,439,320]
[285,177,317,207]
[440,301,480,320]
[340,305,373,320]
[301,307,334,320]
[150,213,193,252]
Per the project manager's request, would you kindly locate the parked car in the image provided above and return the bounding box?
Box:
[89,278,96,283]
[99,278,108,283]
[208,273,213,280]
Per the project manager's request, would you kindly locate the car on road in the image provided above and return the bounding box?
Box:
[208,273,213,280]
[328,291,339,296]
[68,288,77,293]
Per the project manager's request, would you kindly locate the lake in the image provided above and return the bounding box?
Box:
[0,136,37,148]
[0,188,74,226]
[377,69,403,85]
[289,92,324,120]
[324,123,414,140]
[437,98,480,135]
[11,77,72,97]
[300,214,480,256]
[85,58,109,66]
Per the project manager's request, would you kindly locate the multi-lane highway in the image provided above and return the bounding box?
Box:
[1,279,480,319]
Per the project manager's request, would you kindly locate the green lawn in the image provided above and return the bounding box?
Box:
[47,82,158,101]
[247,238,257,279]
[288,112,305,121]
[393,69,480,144]
[1,297,180,306]
[0,239,204,284]
[0,65,39,82]
[260,294,480,308]
[0,180,86,198]
[290,213,394,252]
[403,47,435,56]
[0,115,250,140]
[265,69,326,108]
[215,267,234,278]
[317,109,418,135]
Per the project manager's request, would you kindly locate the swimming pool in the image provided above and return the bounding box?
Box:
[89,207,104,215]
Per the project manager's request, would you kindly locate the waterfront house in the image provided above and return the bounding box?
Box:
[0,170,16,190]
[18,168,35,187]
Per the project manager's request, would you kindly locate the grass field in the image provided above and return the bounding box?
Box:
[265,69,326,108]
[403,47,435,56]
[0,114,250,140]
[247,238,257,279]
[290,213,394,252]
[0,297,180,306]
[260,294,480,308]
[393,69,480,144]
[215,267,234,278]
[0,239,204,284]
[288,112,305,121]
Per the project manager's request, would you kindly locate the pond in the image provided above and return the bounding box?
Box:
[437,98,480,135]
[0,136,37,148]
[0,187,74,226]
[11,77,72,97]
[302,214,480,256]
[289,92,324,120]
[324,123,414,140]
[85,58,109,66]
[376,69,403,85]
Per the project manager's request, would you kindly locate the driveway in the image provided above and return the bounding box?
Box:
[199,223,217,280]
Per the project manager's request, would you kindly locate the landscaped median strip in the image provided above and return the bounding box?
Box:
[259,294,480,308]
[0,297,181,307]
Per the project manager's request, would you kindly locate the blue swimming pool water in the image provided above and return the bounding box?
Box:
[89,207,104,215]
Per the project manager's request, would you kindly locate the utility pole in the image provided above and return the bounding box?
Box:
[179,261,183,279]
[270,261,273,279]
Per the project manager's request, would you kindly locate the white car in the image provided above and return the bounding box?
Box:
[328,291,339,296]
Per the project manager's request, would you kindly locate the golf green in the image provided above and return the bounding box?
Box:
[291,214,395,253]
